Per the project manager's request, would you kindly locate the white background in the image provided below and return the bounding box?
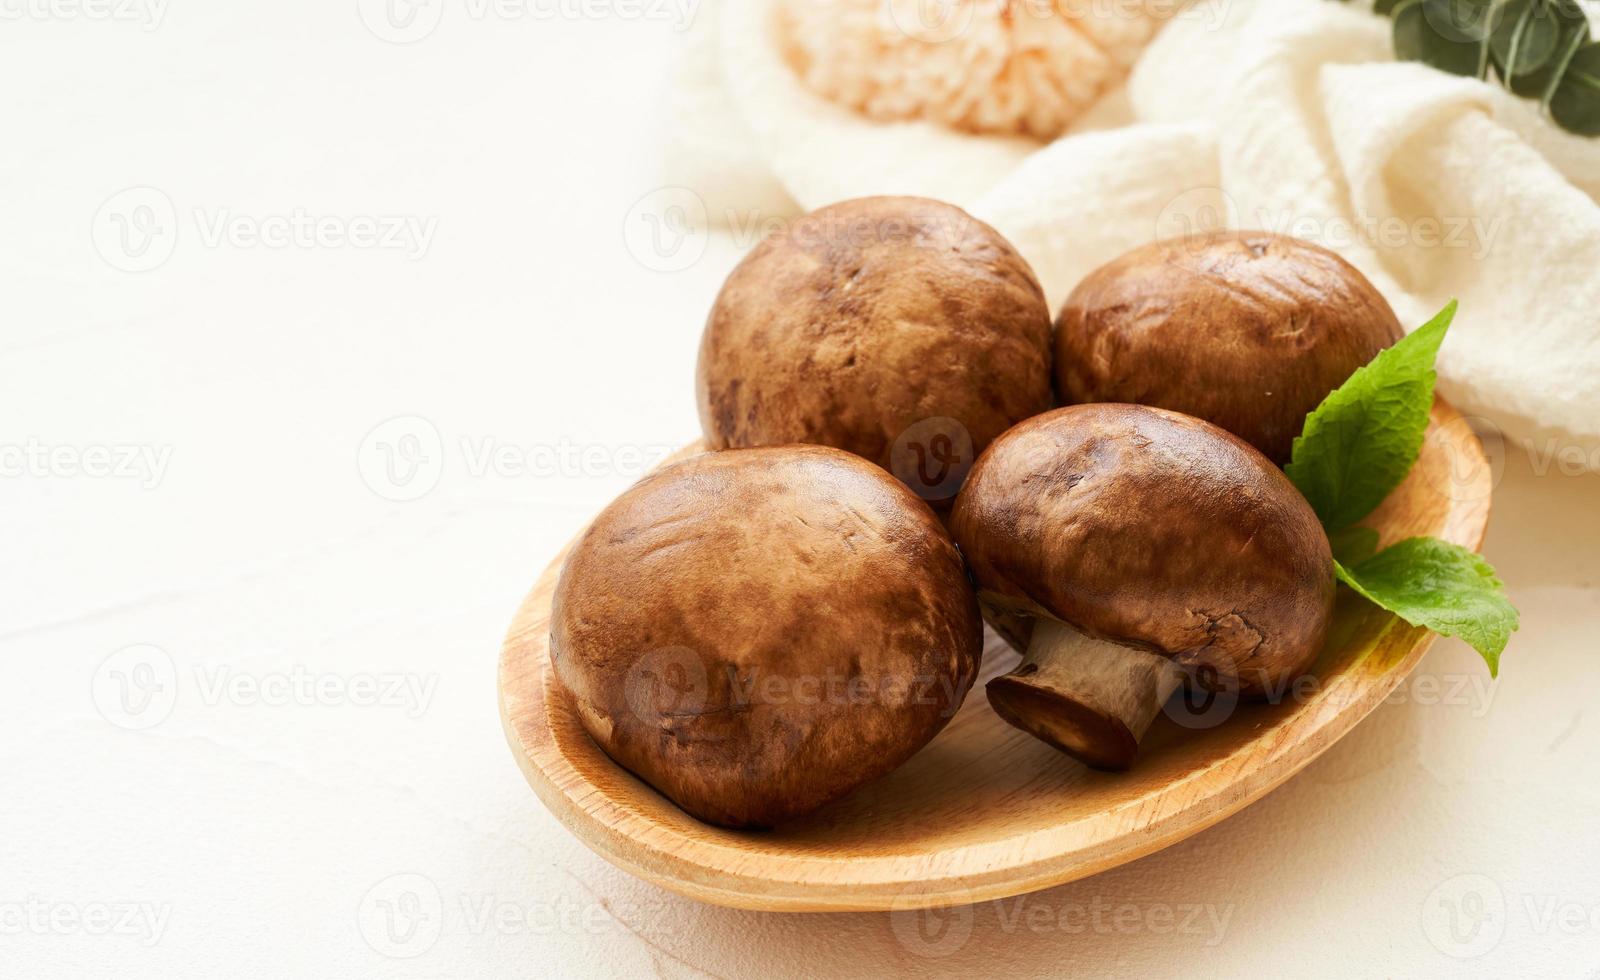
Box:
[3,3,1599,977]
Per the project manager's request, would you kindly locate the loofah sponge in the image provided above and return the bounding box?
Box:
[776,0,1184,140]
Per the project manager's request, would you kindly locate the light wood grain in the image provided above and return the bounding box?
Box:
[498,398,1492,912]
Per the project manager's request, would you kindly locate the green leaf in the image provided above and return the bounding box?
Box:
[1494,0,1561,78]
[1336,538,1519,675]
[1329,526,1381,566]
[1395,0,1493,76]
[1550,42,1600,135]
[1433,0,1501,41]
[1373,0,1598,138]
[1286,300,1456,530]
[1537,17,1591,108]
[1490,0,1590,96]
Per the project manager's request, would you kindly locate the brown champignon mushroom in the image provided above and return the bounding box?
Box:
[550,445,982,828]
[697,196,1053,503]
[1055,230,1402,463]
[949,404,1335,770]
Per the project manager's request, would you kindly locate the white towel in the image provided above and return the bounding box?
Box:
[663,0,1600,471]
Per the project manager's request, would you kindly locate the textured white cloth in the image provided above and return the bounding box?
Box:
[664,0,1600,468]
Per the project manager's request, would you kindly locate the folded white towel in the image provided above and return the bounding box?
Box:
[664,0,1600,471]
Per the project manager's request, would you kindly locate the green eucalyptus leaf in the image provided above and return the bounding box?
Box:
[1366,0,1597,138]
[1392,0,1429,58]
[1537,22,1589,107]
[1491,0,1589,96]
[1492,0,1562,76]
[1550,42,1600,135]
[1395,0,1488,76]
[1435,0,1501,42]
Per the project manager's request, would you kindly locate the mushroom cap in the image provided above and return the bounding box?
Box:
[949,404,1335,698]
[1055,231,1403,463]
[549,445,982,828]
[697,196,1053,503]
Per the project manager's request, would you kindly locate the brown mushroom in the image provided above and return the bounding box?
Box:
[1055,231,1402,463]
[550,445,982,828]
[949,404,1335,770]
[697,196,1053,503]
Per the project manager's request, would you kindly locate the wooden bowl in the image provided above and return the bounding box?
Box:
[499,398,1491,912]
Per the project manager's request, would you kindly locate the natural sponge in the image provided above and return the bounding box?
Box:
[776,0,1182,140]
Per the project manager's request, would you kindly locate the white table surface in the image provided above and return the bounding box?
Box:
[4,5,1598,978]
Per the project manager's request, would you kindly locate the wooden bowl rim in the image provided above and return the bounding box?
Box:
[498,398,1492,911]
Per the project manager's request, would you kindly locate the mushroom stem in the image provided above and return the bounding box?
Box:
[986,619,1184,771]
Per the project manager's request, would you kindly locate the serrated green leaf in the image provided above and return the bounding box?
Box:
[1551,42,1600,135]
[1336,538,1519,675]
[1286,300,1456,531]
[1329,526,1381,566]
